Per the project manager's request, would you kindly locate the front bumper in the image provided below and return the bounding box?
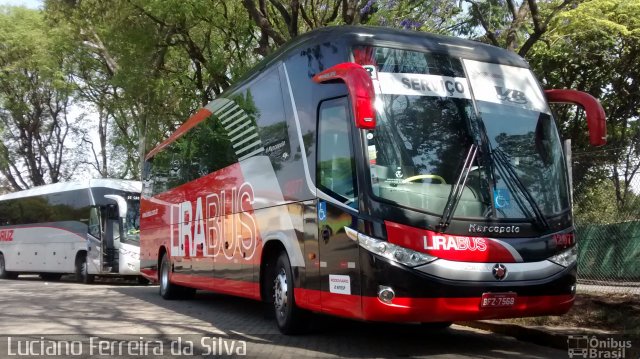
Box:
[359,251,576,322]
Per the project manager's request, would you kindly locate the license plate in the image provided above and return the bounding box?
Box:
[480,292,517,308]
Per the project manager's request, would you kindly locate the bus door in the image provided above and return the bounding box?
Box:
[316,97,362,318]
[118,195,140,275]
[100,204,121,273]
[87,206,103,274]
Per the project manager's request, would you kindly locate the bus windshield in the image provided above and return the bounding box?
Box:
[124,194,141,241]
[354,46,570,221]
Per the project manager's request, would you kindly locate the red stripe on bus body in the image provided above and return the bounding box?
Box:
[153,273,573,322]
[0,225,86,241]
[385,220,518,263]
[170,273,261,300]
[294,288,573,322]
[146,108,213,160]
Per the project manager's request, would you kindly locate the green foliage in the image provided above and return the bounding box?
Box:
[0,6,82,189]
[362,0,462,34]
[528,0,640,215]
[573,180,621,224]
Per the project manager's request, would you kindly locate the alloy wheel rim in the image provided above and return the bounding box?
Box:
[273,268,288,317]
[161,261,169,293]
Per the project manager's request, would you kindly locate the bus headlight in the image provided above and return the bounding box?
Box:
[358,233,437,267]
[547,246,577,267]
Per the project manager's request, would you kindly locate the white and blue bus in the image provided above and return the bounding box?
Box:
[0,179,142,283]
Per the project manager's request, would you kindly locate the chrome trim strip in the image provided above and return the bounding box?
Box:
[344,227,358,242]
[317,188,359,213]
[415,259,565,282]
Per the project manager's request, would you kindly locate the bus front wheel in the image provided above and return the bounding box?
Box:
[75,252,95,284]
[159,253,195,300]
[0,254,18,279]
[272,251,308,334]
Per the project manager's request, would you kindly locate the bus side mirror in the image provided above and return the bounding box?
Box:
[312,62,376,129]
[104,195,128,219]
[545,89,607,146]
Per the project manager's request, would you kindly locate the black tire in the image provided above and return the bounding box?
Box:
[272,251,308,334]
[159,253,194,300]
[0,254,18,279]
[75,252,95,284]
[40,273,62,281]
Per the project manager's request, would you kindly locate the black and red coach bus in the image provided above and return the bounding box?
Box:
[139,26,606,334]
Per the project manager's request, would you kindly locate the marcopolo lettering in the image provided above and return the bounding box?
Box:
[401,77,465,96]
[468,224,520,234]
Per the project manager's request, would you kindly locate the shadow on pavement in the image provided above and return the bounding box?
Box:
[108,285,566,359]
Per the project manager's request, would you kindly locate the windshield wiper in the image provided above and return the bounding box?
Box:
[438,144,478,232]
[492,148,550,230]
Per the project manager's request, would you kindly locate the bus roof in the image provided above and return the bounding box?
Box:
[145,25,529,160]
[0,179,142,201]
[232,25,530,92]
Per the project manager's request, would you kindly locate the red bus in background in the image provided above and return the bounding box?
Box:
[139,26,606,334]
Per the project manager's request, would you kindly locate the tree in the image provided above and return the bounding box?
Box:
[460,0,579,57]
[45,0,260,178]
[242,0,464,56]
[0,6,83,190]
[527,0,640,213]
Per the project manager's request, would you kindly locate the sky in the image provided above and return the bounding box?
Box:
[0,0,42,8]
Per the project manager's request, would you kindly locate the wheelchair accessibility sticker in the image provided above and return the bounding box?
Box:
[318,201,327,221]
[493,189,511,209]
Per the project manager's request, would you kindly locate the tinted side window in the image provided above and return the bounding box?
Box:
[249,69,290,161]
[147,110,238,197]
[0,190,90,225]
[317,97,357,207]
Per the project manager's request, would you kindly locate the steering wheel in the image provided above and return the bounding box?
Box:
[402,174,447,184]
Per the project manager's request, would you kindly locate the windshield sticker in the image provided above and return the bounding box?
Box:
[493,189,511,209]
[374,72,472,99]
[463,59,548,113]
[394,166,404,179]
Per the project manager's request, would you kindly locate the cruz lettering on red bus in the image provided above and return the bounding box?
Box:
[424,235,487,251]
[173,182,257,260]
[0,229,13,242]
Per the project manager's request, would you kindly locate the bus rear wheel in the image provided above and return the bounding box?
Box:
[0,254,18,279]
[75,252,95,284]
[272,251,308,334]
[159,253,195,300]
